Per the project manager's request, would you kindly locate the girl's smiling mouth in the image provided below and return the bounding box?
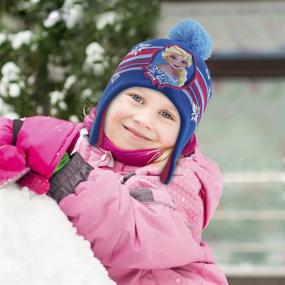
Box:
[123,125,151,141]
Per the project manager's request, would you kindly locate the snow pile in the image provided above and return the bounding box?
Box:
[0,184,115,285]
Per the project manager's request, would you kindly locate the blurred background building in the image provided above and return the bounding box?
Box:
[1,1,285,284]
[158,1,285,285]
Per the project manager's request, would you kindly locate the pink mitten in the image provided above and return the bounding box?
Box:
[0,145,29,186]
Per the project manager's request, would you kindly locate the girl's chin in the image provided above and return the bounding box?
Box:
[109,136,141,150]
[121,140,149,150]
[118,138,155,150]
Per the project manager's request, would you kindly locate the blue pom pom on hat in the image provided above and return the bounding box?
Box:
[168,19,212,60]
[89,19,213,184]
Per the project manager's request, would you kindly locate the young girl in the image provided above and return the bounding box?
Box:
[0,20,228,284]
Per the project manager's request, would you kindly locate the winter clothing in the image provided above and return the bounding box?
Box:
[48,152,93,203]
[0,114,228,284]
[100,134,163,167]
[0,116,83,193]
[59,129,227,285]
[89,19,213,184]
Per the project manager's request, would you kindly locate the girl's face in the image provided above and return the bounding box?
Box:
[167,52,188,70]
[104,87,181,150]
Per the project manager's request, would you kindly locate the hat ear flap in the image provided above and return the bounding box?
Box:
[160,134,197,184]
[89,109,107,146]
[95,110,107,147]
[182,134,197,157]
[159,150,175,184]
[83,107,97,133]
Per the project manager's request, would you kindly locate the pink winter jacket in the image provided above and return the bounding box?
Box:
[59,137,228,285]
[0,115,228,285]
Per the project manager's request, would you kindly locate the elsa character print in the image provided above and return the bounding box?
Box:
[158,45,193,87]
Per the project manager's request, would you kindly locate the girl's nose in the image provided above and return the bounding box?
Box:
[133,111,153,130]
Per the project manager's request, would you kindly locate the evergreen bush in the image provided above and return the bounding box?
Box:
[0,0,160,120]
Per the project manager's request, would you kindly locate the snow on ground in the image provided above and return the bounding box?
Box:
[0,183,115,285]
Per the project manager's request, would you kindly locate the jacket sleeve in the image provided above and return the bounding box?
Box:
[0,117,13,146]
[59,167,203,270]
[16,116,83,179]
[191,148,223,229]
[0,117,28,186]
[0,116,83,193]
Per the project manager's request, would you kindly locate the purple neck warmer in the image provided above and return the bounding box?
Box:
[100,134,163,167]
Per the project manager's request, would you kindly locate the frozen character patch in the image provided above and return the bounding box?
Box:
[144,45,194,88]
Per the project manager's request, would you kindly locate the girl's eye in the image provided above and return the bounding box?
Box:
[160,111,174,120]
[130,94,144,103]
[170,55,176,59]
[182,60,187,65]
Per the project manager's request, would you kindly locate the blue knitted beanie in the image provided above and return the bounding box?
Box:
[89,19,213,184]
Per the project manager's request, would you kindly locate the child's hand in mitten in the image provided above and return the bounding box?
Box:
[0,145,28,185]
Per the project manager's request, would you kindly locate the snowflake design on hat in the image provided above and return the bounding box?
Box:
[145,64,179,87]
[207,85,212,98]
[129,43,152,56]
[205,68,211,80]
[191,103,200,123]
[110,73,120,84]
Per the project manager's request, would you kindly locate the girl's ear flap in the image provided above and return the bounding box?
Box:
[159,149,174,184]
[83,107,97,132]
[182,134,197,157]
